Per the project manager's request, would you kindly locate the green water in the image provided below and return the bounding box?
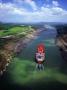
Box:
[1,29,67,89]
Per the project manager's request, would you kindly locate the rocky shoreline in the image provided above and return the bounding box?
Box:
[55,34,67,61]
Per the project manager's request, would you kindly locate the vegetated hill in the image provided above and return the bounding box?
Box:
[0,23,33,37]
[0,23,14,30]
[55,25,67,35]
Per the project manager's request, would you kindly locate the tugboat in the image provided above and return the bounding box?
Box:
[35,44,45,70]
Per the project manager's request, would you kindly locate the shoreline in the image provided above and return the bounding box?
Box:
[14,29,45,54]
[0,28,45,75]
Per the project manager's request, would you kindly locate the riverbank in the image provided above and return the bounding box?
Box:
[0,27,45,75]
[14,29,44,54]
[55,34,67,61]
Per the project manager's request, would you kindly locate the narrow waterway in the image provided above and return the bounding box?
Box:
[18,28,63,68]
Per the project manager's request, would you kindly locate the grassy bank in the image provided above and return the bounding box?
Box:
[0,24,35,74]
[0,24,33,37]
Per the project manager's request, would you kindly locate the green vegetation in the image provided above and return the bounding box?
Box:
[0,23,13,30]
[0,23,35,74]
[0,24,34,37]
